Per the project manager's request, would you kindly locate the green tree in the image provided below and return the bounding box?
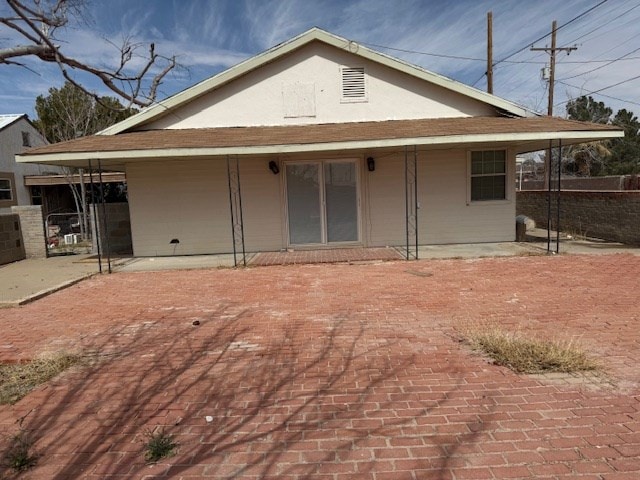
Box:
[609,109,640,174]
[565,96,639,176]
[34,81,137,143]
[34,82,136,239]
[566,95,613,124]
[565,96,613,175]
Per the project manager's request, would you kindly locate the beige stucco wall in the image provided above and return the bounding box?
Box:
[365,148,516,246]
[422,148,516,243]
[126,157,284,256]
[142,42,496,130]
[239,158,284,252]
[125,147,515,256]
[126,160,232,256]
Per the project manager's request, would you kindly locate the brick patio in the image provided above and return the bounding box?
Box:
[1,254,639,479]
[249,247,404,266]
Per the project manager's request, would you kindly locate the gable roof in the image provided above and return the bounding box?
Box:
[100,28,535,136]
[0,114,26,132]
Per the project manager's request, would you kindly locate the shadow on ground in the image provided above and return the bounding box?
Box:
[1,304,496,479]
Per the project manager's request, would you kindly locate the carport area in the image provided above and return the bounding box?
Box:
[1,254,639,479]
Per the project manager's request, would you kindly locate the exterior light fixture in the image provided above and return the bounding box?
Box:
[170,238,180,244]
[268,160,280,175]
[367,157,375,172]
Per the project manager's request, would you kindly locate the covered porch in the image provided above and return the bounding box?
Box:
[17,116,623,271]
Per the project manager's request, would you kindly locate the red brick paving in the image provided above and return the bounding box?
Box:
[0,253,639,479]
[249,247,403,266]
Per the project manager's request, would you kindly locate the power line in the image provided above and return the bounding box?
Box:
[564,2,640,45]
[559,45,640,81]
[559,27,640,77]
[556,79,640,107]
[555,74,640,107]
[358,42,484,62]
[362,39,640,66]
[493,0,608,67]
[472,0,609,87]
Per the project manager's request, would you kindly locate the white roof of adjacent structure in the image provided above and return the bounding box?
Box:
[0,114,25,131]
[99,27,536,136]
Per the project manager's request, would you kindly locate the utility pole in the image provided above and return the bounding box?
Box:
[531,20,576,253]
[531,20,577,116]
[487,11,493,94]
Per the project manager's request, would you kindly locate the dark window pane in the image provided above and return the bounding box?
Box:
[471,177,482,200]
[471,175,506,201]
[471,158,483,175]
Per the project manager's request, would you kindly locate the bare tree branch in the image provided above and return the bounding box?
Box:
[1,0,177,108]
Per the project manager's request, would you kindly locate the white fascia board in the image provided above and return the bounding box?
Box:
[17,130,622,165]
[99,28,534,136]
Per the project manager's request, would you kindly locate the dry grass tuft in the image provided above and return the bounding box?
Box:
[461,324,600,374]
[0,352,82,405]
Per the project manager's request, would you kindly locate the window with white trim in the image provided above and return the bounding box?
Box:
[470,150,507,201]
[340,66,366,102]
[0,179,12,200]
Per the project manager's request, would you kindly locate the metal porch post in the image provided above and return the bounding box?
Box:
[556,139,562,254]
[97,159,112,273]
[546,140,553,254]
[404,146,418,260]
[226,155,246,267]
[88,159,102,274]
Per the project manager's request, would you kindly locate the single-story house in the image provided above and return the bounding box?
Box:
[18,28,623,261]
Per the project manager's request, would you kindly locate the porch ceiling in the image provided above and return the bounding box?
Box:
[17,116,623,168]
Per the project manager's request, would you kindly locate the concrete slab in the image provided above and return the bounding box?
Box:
[0,254,133,307]
[116,253,241,272]
[525,227,640,255]
[0,255,100,307]
[413,241,541,259]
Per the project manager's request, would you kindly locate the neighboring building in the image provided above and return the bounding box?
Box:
[18,28,623,258]
[0,114,57,213]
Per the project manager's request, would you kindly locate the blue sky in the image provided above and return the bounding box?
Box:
[1,0,640,119]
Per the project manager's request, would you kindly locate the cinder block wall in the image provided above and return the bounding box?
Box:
[90,203,133,255]
[517,191,640,245]
[11,205,46,258]
[520,175,639,191]
[0,213,26,265]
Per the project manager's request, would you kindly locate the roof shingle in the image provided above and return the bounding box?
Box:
[22,116,621,157]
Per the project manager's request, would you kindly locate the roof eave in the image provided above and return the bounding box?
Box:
[17,129,623,166]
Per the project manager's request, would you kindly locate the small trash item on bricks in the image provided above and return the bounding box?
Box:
[192,320,200,326]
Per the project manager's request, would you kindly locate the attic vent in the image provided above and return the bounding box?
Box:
[341,67,366,102]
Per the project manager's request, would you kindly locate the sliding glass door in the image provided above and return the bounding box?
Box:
[286,160,359,246]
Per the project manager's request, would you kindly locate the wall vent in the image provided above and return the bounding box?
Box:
[341,67,366,102]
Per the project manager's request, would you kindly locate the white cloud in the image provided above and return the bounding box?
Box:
[2,0,639,118]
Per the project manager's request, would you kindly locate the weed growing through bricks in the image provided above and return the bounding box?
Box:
[2,430,37,472]
[460,324,600,374]
[0,352,82,405]
[144,429,177,462]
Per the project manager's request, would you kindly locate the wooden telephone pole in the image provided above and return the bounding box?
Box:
[487,11,493,94]
[531,20,576,253]
[531,20,577,116]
